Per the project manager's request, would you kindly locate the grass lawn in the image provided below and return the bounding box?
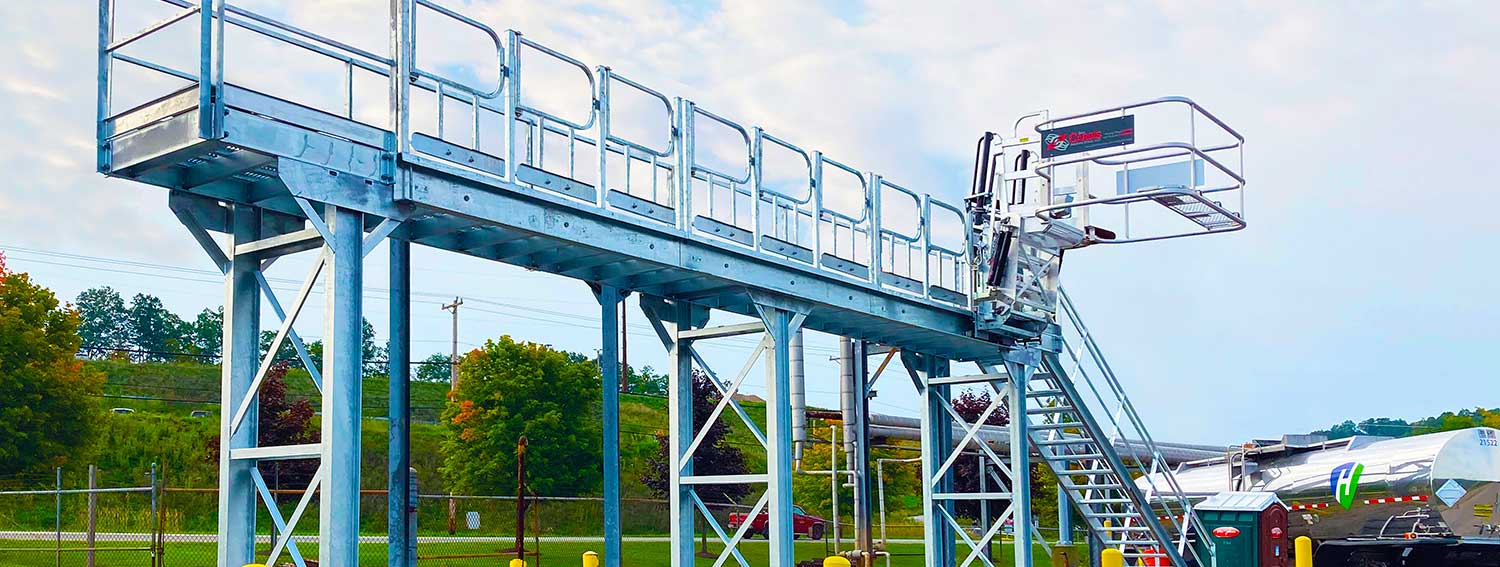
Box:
[0,539,1087,567]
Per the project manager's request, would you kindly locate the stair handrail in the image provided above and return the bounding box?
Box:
[1056,287,1214,562]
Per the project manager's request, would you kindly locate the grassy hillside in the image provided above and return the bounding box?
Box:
[66,360,944,536]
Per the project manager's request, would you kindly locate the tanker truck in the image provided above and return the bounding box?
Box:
[1141,427,1500,566]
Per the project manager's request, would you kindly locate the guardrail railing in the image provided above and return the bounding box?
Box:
[97,0,974,307]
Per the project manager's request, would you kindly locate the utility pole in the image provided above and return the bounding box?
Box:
[441,298,463,395]
[440,297,462,535]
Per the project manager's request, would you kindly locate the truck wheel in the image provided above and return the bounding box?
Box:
[808,523,825,541]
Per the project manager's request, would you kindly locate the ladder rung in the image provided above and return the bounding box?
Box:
[1080,498,1131,504]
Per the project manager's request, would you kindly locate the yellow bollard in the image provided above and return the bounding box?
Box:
[582,551,599,567]
[1101,548,1124,567]
[823,556,852,567]
[243,564,268,567]
[510,559,526,567]
[1295,536,1313,567]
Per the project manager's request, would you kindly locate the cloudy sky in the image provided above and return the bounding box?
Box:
[2,1,1497,445]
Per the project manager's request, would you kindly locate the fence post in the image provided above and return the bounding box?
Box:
[55,467,62,567]
[151,463,160,567]
[88,465,98,567]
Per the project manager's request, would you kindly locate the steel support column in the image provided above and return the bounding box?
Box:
[1059,483,1073,546]
[217,205,260,567]
[387,238,412,567]
[851,339,874,567]
[665,300,698,567]
[912,351,955,567]
[758,305,798,567]
[1005,352,1037,567]
[321,205,364,567]
[595,284,625,567]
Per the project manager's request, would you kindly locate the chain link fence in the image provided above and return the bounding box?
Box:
[2,466,1008,567]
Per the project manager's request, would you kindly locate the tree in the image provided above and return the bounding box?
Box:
[205,361,319,487]
[0,260,105,475]
[625,365,668,397]
[641,370,751,503]
[260,317,383,378]
[951,387,1034,519]
[416,353,454,383]
[127,293,187,362]
[186,307,222,360]
[441,336,602,496]
[75,286,129,358]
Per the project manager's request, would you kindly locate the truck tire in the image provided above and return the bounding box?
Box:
[808,523,825,541]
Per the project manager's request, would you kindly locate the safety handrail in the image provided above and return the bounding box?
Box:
[1056,287,1214,564]
[412,0,505,100]
[513,35,598,132]
[690,105,753,185]
[816,155,870,226]
[755,131,815,205]
[1034,96,1243,144]
[924,198,968,256]
[601,69,676,158]
[876,180,924,244]
[99,0,975,309]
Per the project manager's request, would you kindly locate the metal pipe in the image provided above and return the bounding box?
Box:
[839,337,856,470]
[791,330,807,465]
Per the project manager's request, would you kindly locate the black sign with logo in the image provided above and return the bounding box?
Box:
[1039,115,1135,158]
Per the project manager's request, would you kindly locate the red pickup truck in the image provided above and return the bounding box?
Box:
[727,506,826,540]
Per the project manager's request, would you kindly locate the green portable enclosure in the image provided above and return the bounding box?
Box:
[1192,492,1289,567]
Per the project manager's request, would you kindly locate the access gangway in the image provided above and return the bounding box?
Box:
[94,1,1246,566]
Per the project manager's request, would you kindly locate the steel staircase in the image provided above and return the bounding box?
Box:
[1018,289,1213,565]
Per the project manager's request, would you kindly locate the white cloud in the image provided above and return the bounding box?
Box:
[1,0,1498,443]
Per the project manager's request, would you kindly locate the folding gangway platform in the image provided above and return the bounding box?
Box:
[95,2,1246,566]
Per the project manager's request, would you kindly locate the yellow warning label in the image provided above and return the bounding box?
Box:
[1475,504,1494,518]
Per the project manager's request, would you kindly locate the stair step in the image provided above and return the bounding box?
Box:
[1026,388,1066,398]
[1034,438,1094,446]
[1030,422,1079,430]
[1082,512,1139,519]
[1026,406,1075,415]
[1079,498,1132,504]
[1047,453,1105,461]
[1062,483,1122,490]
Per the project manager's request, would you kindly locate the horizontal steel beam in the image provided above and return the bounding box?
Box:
[230,444,322,461]
[678,322,766,341]
[233,228,323,259]
[681,474,769,485]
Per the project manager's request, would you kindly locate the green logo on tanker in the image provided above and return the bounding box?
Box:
[1330,462,1364,510]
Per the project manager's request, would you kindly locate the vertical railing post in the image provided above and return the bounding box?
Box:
[97,0,114,173]
[321,205,365,567]
[811,152,824,269]
[595,67,611,208]
[219,204,260,567]
[749,128,763,252]
[867,174,882,282]
[388,237,412,567]
[674,99,694,233]
[197,0,225,139]
[503,31,521,182]
[390,0,413,157]
[596,284,624,567]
